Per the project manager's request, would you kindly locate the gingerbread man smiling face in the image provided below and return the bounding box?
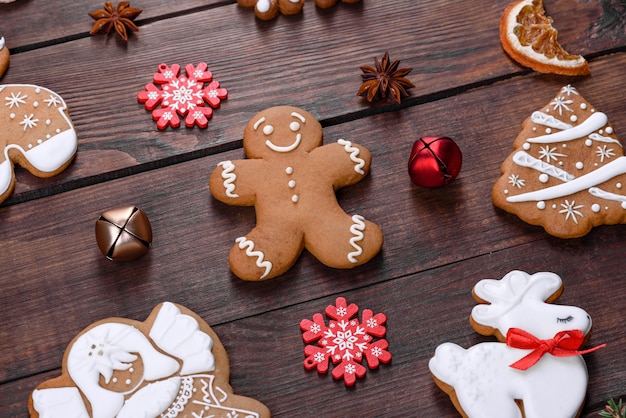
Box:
[209,106,383,280]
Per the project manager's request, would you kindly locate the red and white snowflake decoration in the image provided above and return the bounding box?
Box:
[300,297,391,386]
[137,62,228,130]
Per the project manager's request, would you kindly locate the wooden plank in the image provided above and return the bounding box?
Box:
[2,1,626,416]
[1,237,624,416]
[1,0,623,52]
[0,0,227,49]
[2,1,625,206]
[2,59,625,381]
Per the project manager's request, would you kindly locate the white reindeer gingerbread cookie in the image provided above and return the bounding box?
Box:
[429,270,605,418]
[209,105,383,280]
[492,85,626,238]
[1,83,77,204]
[29,302,271,418]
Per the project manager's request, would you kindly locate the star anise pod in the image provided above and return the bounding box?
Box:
[357,52,415,104]
[89,2,142,41]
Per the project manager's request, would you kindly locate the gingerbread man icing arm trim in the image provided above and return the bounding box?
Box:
[348,214,366,263]
[310,140,372,188]
[234,236,273,279]
[209,159,263,206]
[337,139,366,175]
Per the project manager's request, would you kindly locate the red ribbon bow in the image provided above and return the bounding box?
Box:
[506,328,606,371]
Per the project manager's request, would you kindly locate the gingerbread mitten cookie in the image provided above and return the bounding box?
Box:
[0,37,9,78]
[29,302,271,418]
[209,106,383,280]
[429,271,605,418]
[492,85,626,238]
[0,84,77,204]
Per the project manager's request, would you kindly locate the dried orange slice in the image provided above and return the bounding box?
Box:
[500,0,590,75]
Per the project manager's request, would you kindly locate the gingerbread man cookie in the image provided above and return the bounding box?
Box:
[29,302,271,418]
[429,271,605,418]
[1,84,77,205]
[209,106,383,280]
[0,37,9,78]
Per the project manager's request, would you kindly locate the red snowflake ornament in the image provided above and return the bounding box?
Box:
[137,63,228,130]
[300,297,391,386]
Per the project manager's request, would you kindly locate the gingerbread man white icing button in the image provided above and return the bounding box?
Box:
[209,105,383,280]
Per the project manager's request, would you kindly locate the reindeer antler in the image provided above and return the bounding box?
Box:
[471,270,563,326]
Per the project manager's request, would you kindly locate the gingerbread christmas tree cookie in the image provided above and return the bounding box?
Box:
[492,85,626,238]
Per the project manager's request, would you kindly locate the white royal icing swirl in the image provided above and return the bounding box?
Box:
[218,160,238,197]
[347,215,365,263]
[235,236,272,279]
[508,156,626,202]
[588,187,626,203]
[588,132,623,147]
[149,302,215,375]
[527,112,608,144]
[117,377,181,418]
[266,133,301,153]
[512,151,574,182]
[337,139,365,175]
[0,37,5,51]
[33,387,90,417]
[530,111,573,130]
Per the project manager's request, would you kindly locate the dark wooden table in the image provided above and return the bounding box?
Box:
[1,1,625,416]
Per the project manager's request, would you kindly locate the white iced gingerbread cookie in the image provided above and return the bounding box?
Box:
[0,37,9,78]
[429,270,605,418]
[29,302,271,418]
[492,85,626,238]
[209,105,383,280]
[0,84,77,204]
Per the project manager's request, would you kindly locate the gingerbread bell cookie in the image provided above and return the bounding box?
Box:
[209,106,383,280]
[493,85,626,238]
[429,270,605,418]
[0,37,9,78]
[1,84,77,205]
[29,302,271,418]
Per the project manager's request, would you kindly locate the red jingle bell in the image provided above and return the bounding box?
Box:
[408,136,462,188]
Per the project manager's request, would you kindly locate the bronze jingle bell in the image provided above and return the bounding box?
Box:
[95,206,152,262]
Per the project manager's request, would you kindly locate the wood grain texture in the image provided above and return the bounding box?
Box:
[1,0,625,417]
[1,0,625,206]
